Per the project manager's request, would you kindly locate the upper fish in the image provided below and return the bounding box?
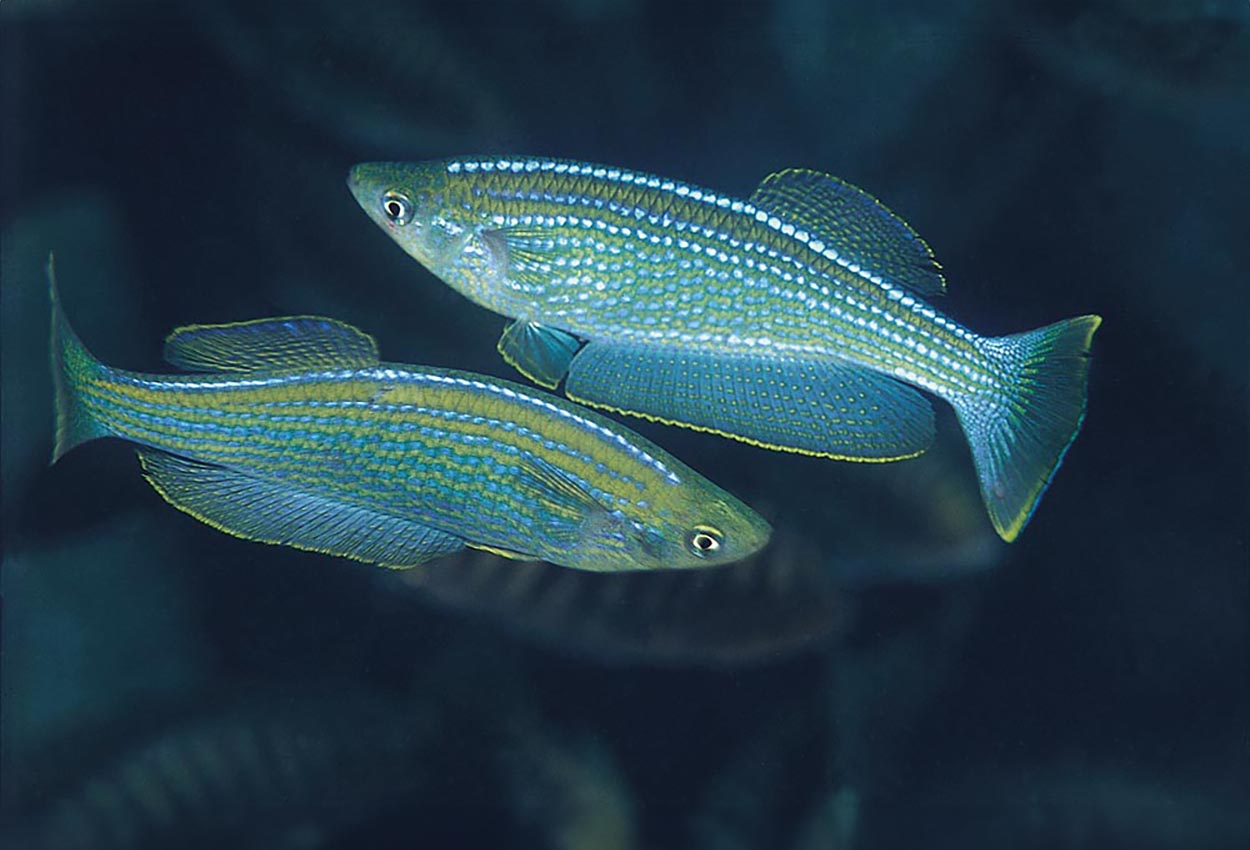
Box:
[348,157,1102,542]
[47,260,769,572]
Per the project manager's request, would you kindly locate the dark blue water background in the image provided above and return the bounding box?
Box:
[2,1,1247,847]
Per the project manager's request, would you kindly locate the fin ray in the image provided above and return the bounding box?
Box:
[955,315,1102,541]
[750,169,945,297]
[497,321,581,389]
[565,342,935,461]
[138,451,465,568]
[515,455,612,548]
[163,317,379,373]
[480,227,557,288]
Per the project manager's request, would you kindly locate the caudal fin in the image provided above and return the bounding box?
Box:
[49,255,109,462]
[955,315,1102,542]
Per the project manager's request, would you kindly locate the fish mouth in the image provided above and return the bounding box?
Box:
[735,521,773,565]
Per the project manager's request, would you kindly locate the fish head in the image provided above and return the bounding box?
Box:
[348,161,478,272]
[655,489,773,569]
[608,488,773,571]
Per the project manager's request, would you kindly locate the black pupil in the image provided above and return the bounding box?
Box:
[695,534,714,550]
[384,199,404,220]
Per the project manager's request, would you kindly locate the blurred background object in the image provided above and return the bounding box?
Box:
[5,688,436,850]
[3,1,1246,847]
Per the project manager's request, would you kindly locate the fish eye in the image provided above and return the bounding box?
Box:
[381,191,412,226]
[687,525,723,557]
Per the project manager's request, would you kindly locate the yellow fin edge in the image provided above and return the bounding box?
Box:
[497,337,561,390]
[564,391,927,464]
[469,542,541,561]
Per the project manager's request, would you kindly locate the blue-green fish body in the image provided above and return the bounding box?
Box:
[349,158,1101,541]
[48,264,769,572]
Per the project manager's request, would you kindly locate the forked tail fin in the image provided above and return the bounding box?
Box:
[954,315,1102,541]
[49,255,110,462]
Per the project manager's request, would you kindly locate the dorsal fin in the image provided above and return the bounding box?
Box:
[163,316,380,373]
[749,169,946,297]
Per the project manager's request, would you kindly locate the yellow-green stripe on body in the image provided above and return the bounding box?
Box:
[85,368,672,545]
[49,266,770,572]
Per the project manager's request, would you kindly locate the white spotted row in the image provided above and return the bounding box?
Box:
[486,207,982,377]
[462,159,977,348]
[449,157,918,297]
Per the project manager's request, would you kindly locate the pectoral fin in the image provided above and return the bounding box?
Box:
[565,342,935,461]
[480,226,562,286]
[138,451,464,568]
[516,455,617,549]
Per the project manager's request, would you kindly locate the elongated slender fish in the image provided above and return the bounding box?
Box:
[47,262,769,572]
[348,158,1101,541]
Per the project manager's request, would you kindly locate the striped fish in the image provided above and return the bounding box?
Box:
[348,158,1101,541]
[47,261,769,572]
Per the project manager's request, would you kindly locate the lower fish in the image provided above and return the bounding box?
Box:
[47,260,769,572]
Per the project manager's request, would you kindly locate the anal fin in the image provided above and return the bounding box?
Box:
[138,451,464,568]
[565,342,935,461]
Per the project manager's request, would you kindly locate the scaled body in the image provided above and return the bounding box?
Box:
[49,266,768,572]
[349,158,1101,541]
